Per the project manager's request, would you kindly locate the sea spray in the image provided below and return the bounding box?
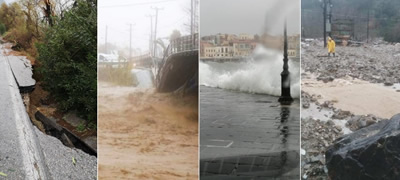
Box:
[200,45,300,97]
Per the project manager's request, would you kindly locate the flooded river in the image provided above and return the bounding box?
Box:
[98,81,198,179]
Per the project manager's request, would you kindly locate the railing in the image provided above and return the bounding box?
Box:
[165,33,199,57]
[156,33,198,88]
[131,53,152,62]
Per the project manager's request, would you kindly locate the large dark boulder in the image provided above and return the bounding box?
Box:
[326,114,400,180]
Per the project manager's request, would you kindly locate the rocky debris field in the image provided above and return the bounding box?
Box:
[300,39,400,179]
[300,91,388,180]
[301,117,342,179]
[301,39,400,85]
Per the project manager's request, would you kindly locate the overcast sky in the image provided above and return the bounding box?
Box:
[98,0,191,52]
[200,0,300,36]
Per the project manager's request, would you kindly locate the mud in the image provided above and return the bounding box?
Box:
[98,82,198,179]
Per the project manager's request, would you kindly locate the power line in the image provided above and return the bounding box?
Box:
[99,0,177,8]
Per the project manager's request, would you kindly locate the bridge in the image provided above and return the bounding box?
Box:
[155,33,198,93]
[98,34,199,93]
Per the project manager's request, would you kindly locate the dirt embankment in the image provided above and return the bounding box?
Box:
[98,82,198,179]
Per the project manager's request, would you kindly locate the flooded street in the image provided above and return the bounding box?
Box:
[98,82,198,179]
[200,86,300,179]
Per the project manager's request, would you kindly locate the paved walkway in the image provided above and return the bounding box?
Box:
[200,86,300,179]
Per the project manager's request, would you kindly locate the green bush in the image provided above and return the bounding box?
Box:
[0,23,6,35]
[37,0,97,123]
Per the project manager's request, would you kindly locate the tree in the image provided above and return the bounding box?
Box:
[37,0,97,123]
[374,0,400,42]
[170,29,181,41]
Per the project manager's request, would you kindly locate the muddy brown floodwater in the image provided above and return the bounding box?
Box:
[302,73,400,119]
[98,82,199,179]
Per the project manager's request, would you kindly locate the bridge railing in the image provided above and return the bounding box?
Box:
[165,33,199,57]
[156,33,198,88]
[131,53,151,62]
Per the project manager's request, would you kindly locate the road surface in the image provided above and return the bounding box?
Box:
[0,46,96,180]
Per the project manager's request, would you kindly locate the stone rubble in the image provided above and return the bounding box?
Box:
[300,39,398,179]
[301,91,387,179]
[301,39,400,85]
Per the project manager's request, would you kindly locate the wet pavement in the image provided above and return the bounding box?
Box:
[0,46,97,180]
[0,55,49,179]
[200,86,300,179]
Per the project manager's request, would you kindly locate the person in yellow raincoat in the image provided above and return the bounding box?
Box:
[327,37,336,57]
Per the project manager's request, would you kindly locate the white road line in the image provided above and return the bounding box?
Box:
[206,139,234,148]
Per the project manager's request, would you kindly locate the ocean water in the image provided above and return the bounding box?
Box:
[200,45,300,98]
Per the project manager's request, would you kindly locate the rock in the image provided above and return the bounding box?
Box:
[326,114,400,180]
[332,110,352,119]
[320,101,333,109]
[63,111,85,127]
[317,75,335,83]
[384,81,394,86]
[301,116,343,179]
[326,120,335,126]
[346,114,384,131]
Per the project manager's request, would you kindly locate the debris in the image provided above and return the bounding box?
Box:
[0,172,7,177]
[301,148,306,155]
[301,40,400,84]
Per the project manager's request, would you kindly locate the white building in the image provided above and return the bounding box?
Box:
[239,33,254,40]
[204,46,233,58]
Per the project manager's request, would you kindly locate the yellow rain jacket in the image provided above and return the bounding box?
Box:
[327,37,335,53]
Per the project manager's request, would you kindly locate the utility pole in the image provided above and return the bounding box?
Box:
[321,0,333,47]
[130,24,132,61]
[190,0,196,50]
[327,0,332,38]
[152,7,163,57]
[367,7,370,43]
[105,25,108,53]
[191,0,193,36]
[322,0,327,47]
[128,23,135,61]
[146,15,154,56]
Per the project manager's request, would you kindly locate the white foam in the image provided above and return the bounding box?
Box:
[131,69,154,89]
[200,45,300,97]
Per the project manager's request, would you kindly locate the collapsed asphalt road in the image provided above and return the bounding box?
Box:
[0,50,96,179]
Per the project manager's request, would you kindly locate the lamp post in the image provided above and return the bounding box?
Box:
[278,19,293,105]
